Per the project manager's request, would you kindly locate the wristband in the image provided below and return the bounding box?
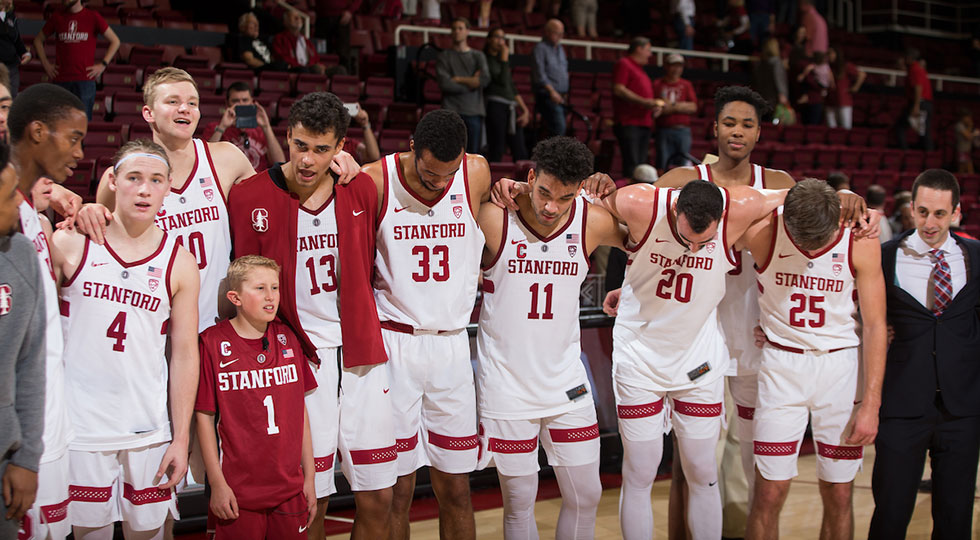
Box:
[100,59,108,67]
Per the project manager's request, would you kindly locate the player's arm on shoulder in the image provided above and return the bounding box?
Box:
[39,215,64,283]
[478,201,506,267]
[50,228,86,282]
[360,158,387,220]
[209,141,257,191]
[468,153,492,206]
[849,235,886,445]
[594,183,657,242]
[159,246,201,488]
[653,166,699,188]
[586,203,626,253]
[725,185,788,247]
[763,169,796,189]
[734,211,775,261]
[95,167,116,209]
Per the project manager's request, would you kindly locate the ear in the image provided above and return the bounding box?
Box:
[106,168,119,193]
[226,289,242,307]
[142,104,153,124]
[712,121,718,139]
[526,167,536,185]
[409,138,415,153]
[28,120,45,144]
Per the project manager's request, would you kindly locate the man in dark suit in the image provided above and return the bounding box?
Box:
[869,169,980,539]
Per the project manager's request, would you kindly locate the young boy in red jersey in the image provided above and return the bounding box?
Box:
[195,255,317,538]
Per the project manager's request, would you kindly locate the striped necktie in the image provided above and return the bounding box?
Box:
[931,249,952,316]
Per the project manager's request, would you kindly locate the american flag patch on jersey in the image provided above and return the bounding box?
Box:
[566,233,580,242]
[450,194,462,202]
[283,348,294,358]
[832,253,845,262]
[199,176,214,187]
[147,266,162,278]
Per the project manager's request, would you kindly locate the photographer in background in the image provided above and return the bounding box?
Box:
[202,81,285,171]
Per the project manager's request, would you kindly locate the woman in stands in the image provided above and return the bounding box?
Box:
[825,47,866,130]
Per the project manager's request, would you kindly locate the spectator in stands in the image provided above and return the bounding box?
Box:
[437,17,490,154]
[237,12,289,72]
[477,0,492,28]
[571,0,598,38]
[202,81,285,172]
[532,19,569,137]
[866,184,894,242]
[272,9,330,75]
[612,37,661,179]
[890,190,914,234]
[314,0,359,74]
[652,53,697,171]
[343,102,380,163]
[796,51,832,125]
[671,0,696,50]
[896,47,934,151]
[717,0,752,55]
[525,0,560,17]
[753,37,790,114]
[825,47,865,130]
[0,65,11,142]
[0,0,28,96]
[827,170,850,191]
[955,108,979,174]
[747,0,775,45]
[799,0,827,56]
[484,27,530,162]
[33,0,120,120]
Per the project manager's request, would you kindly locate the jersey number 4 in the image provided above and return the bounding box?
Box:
[107,312,128,352]
[412,245,450,282]
[789,293,825,328]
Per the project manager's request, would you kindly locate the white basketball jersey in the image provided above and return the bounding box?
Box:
[18,198,73,462]
[613,187,736,390]
[154,139,231,331]
[374,153,484,331]
[61,234,179,451]
[757,208,859,351]
[699,163,765,375]
[477,199,593,419]
[294,196,342,349]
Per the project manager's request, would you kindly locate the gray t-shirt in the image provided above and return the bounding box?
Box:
[437,48,491,117]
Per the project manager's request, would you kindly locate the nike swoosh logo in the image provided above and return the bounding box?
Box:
[654,238,669,243]
[778,253,794,259]
[394,206,411,213]
[383,388,390,394]
[219,358,239,368]
[91,261,109,267]
[709,481,717,487]
[511,239,525,245]
[353,210,364,216]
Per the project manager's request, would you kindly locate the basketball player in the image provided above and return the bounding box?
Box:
[476,136,624,538]
[196,255,317,537]
[52,140,200,540]
[361,109,493,540]
[736,179,886,540]
[7,83,87,540]
[228,92,394,540]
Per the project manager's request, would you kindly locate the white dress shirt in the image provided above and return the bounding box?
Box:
[895,231,968,312]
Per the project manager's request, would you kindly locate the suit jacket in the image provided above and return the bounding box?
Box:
[880,229,980,418]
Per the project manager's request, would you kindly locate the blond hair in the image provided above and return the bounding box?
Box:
[227,255,280,292]
[142,67,199,106]
[112,139,171,173]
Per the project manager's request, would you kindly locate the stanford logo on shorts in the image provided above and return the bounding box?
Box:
[0,283,11,316]
[453,205,463,219]
[252,208,269,232]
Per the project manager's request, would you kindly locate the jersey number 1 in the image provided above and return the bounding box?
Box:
[528,282,554,319]
[263,395,280,435]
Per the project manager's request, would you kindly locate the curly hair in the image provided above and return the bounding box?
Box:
[287,91,350,140]
[9,83,85,144]
[413,109,466,162]
[714,85,771,122]
[531,136,594,186]
[676,180,724,234]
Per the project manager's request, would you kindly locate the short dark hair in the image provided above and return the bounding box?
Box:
[912,168,960,209]
[452,17,470,28]
[784,178,841,251]
[826,171,849,190]
[531,136,594,186]
[714,85,770,122]
[628,36,650,53]
[866,184,887,207]
[225,81,253,101]
[9,83,85,144]
[905,47,921,61]
[676,180,724,234]
[413,109,466,162]
[287,91,349,140]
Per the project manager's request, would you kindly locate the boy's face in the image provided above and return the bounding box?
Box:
[231,266,280,323]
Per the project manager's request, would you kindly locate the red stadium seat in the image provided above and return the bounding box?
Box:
[330,75,363,102]
[258,71,292,98]
[384,103,420,130]
[296,74,329,94]
[804,125,828,145]
[221,70,255,92]
[100,65,140,91]
[379,129,412,154]
[880,150,903,171]
[129,45,164,65]
[858,150,880,170]
[782,125,806,145]
[826,128,848,146]
[183,68,218,94]
[364,77,395,104]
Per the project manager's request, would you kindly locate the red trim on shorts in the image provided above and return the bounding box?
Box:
[427,431,479,451]
[380,320,452,334]
[314,454,335,472]
[549,423,600,443]
[766,338,851,355]
[673,399,723,417]
[348,445,398,465]
[753,440,799,456]
[482,278,495,293]
[488,436,538,453]
[616,398,665,419]
[396,434,419,452]
[41,497,70,523]
[736,405,755,420]
[816,442,863,460]
[69,485,113,503]
[122,483,172,505]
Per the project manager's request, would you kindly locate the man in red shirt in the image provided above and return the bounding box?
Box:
[612,37,662,179]
[896,47,934,151]
[652,53,698,171]
[202,82,285,172]
[33,0,120,120]
[272,9,330,75]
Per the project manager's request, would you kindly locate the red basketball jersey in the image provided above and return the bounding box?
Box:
[196,319,316,510]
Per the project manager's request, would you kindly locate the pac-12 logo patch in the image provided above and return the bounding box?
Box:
[277,333,287,345]
[832,263,843,276]
[568,245,578,258]
[0,283,11,316]
[252,208,269,232]
[453,206,463,219]
[204,188,214,202]
[704,242,716,254]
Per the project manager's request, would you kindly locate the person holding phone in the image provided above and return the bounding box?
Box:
[203,81,285,171]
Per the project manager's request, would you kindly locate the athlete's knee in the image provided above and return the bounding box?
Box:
[355,487,394,519]
[390,476,415,513]
[431,471,473,509]
[678,438,718,486]
[818,480,853,513]
[752,475,790,510]
[622,438,662,487]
